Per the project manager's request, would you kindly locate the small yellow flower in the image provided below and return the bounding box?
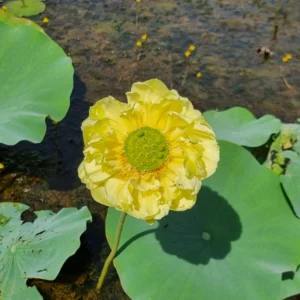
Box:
[184,50,191,57]
[78,79,219,222]
[286,54,292,60]
[42,17,49,23]
[136,0,141,2]
[1,5,7,11]
[0,163,4,169]
[141,33,148,41]
[188,45,196,51]
[282,53,292,63]
[136,40,142,47]
[196,72,202,78]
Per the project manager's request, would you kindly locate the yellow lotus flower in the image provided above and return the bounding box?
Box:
[78,79,219,222]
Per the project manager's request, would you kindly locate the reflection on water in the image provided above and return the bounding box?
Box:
[0,0,299,299]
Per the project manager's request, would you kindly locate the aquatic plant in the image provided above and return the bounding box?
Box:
[2,0,45,17]
[141,33,147,41]
[204,108,300,224]
[78,79,219,290]
[0,13,73,145]
[203,106,281,147]
[0,9,42,29]
[182,43,197,86]
[282,53,293,63]
[188,44,196,51]
[77,90,300,298]
[184,44,196,58]
[78,79,219,222]
[0,202,91,299]
[103,107,300,299]
[135,33,149,60]
[265,123,300,216]
[106,140,300,299]
[184,50,191,57]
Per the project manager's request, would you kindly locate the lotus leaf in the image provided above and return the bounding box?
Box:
[0,22,73,145]
[106,141,300,300]
[281,151,300,218]
[0,202,92,299]
[5,0,45,17]
[203,107,281,147]
[0,10,43,30]
[281,268,300,299]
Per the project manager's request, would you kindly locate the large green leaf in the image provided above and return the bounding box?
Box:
[5,0,45,17]
[0,22,73,145]
[106,141,300,300]
[203,107,281,147]
[0,10,43,30]
[0,202,92,299]
[281,151,300,218]
[281,268,300,299]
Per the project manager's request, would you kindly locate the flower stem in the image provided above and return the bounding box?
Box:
[96,211,127,291]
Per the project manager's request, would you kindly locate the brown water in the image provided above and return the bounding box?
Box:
[0,0,300,299]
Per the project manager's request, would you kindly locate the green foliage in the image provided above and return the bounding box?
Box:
[0,202,92,300]
[281,151,300,217]
[265,124,300,218]
[203,107,281,147]
[106,141,300,300]
[0,10,43,30]
[281,268,300,299]
[0,21,73,145]
[5,0,45,17]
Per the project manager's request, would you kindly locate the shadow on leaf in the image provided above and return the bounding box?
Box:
[155,186,242,265]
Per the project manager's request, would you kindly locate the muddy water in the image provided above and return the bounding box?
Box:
[0,0,299,299]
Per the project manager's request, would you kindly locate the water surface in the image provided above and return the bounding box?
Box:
[0,0,299,299]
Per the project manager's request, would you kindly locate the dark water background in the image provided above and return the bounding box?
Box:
[0,0,299,299]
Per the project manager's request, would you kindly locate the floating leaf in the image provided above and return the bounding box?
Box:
[281,151,300,218]
[281,268,300,299]
[0,9,43,30]
[106,141,300,300]
[203,107,281,147]
[0,22,73,145]
[0,202,92,299]
[294,140,300,155]
[5,0,45,17]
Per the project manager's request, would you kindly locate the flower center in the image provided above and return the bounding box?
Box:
[124,126,168,171]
